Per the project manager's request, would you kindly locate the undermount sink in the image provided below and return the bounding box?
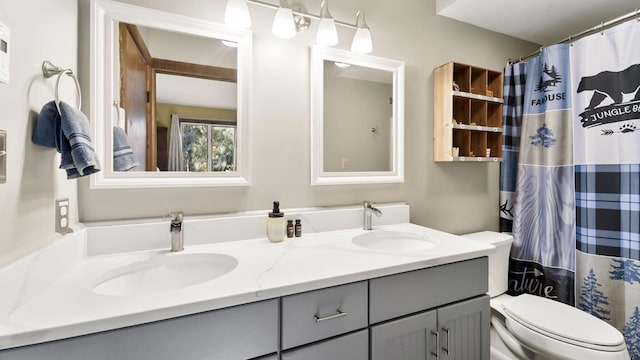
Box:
[352,230,436,253]
[91,253,238,296]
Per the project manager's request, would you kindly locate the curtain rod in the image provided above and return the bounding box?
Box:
[509,8,640,65]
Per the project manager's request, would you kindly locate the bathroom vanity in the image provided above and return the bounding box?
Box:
[0,204,493,359]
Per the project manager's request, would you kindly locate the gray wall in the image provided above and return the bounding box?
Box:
[78,0,537,230]
[0,0,78,267]
[0,0,538,267]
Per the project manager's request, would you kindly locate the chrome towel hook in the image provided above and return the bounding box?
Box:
[42,60,82,115]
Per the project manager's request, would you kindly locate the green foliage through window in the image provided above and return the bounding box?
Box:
[181,121,236,172]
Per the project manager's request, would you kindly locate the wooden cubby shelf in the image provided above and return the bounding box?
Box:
[434,62,504,162]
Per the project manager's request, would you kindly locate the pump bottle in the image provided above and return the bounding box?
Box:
[267,201,285,243]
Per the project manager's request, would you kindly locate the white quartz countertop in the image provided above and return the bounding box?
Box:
[0,220,493,350]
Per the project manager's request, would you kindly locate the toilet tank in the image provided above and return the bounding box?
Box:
[462,231,513,297]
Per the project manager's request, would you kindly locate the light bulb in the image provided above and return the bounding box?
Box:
[225,0,251,29]
[351,28,372,54]
[351,10,372,54]
[316,18,338,46]
[315,0,338,46]
[272,0,296,39]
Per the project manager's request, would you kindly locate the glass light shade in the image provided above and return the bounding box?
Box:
[272,8,296,38]
[225,0,251,29]
[351,27,372,54]
[316,18,338,46]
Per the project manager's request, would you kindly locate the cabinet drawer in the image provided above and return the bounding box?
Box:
[282,330,368,360]
[369,257,488,323]
[281,281,368,349]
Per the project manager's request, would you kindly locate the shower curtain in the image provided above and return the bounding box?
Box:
[509,44,576,305]
[502,19,640,358]
[499,62,526,234]
[571,20,640,357]
[168,114,185,171]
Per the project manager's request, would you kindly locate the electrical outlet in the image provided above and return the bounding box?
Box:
[55,198,71,234]
[341,158,349,169]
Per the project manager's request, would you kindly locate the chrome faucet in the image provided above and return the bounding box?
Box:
[363,201,382,230]
[167,211,184,252]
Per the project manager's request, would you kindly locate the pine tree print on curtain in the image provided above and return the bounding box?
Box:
[571,19,640,359]
[579,268,611,320]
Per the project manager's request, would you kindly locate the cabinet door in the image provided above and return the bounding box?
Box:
[282,330,368,360]
[370,310,438,360]
[0,299,278,360]
[437,295,490,360]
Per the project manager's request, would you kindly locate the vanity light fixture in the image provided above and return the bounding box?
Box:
[272,0,296,38]
[315,0,338,46]
[351,10,372,54]
[226,0,373,52]
[225,0,252,29]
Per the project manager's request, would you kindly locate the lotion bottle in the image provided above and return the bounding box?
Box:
[267,201,285,243]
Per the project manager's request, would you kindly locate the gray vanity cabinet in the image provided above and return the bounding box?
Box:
[0,299,278,360]
[371,295,489,360]
[369,257,490,360]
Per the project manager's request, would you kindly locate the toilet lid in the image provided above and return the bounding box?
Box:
[503,294,625,350]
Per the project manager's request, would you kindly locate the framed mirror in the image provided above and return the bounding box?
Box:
[89,0,252,188]
[310,46,405,185]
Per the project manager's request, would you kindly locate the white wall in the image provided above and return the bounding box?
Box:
[0,0,79,267]
[77,0,537,233]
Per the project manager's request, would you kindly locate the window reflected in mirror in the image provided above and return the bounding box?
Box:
[179,120,237,172]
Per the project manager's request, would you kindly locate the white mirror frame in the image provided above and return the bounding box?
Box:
[310,46,405,186]
[89,0,252,189]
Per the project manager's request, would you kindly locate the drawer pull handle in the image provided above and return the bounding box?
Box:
[314,309,347,322]
[442,327,451,355]
[430,329,440,359]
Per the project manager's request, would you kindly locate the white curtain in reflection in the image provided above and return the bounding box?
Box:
[168,114,185,171]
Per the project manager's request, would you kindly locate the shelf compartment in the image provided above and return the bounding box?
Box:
[453,63,471,92]
[470,131,487,158]
[487,70,503,98]
[487,132,502,158]
[471,100,487,127]
[452,129,471,157]
[487,102,502,128]
[452,97,470,125]
[470,68,487,96]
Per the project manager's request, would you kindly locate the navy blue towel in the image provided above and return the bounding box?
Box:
[32,101,101,179]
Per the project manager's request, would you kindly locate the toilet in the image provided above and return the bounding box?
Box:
[462,231,630,360]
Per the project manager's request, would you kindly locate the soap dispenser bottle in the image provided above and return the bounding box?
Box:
[267,201,285,243]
